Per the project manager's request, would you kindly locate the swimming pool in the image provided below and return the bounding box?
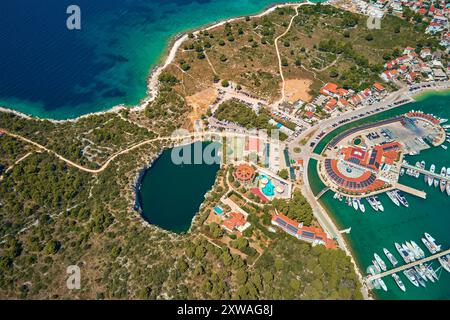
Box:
[259,175,275,197]
[213,206,223,215]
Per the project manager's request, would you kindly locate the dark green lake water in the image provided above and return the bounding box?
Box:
[308,91,450,300]
[138,142,220,233]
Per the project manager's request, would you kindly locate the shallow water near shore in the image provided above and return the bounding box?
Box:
[308,91,450,300]
[0,0,324,120]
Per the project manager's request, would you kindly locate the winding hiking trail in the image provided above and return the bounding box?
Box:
[274,5,300,104]
[0,129,272,174]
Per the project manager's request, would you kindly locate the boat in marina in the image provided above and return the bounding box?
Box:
[394,190,409,207]
[428,164,435,187]
[414,161,421,178]
[386,191,400,206]
[375,196,384,211]
[442,145,448,150]
[447,168,450,195]
[352,198,358,211]
[402,243,415,262]
[421,238,437,254]
[406,241,420,260]
[357,198,366,213]
[346,197,352,207]
[368,266,387,291]
[413,270,426,287]
[392,273,406,292]
[383,248,398,267]
[440,167,447,192]
[427,264,439,281]
[411,241,425,258]
[414,265,428,282]
[423,264,436,282]
[374,253,387,271]
[438,255,450,272]
[403,269,419,287]
[395,242,411,263]
[424,232,440,249]
[366,197,379,211]
[372,260,381,273]
[434,177,440,188]
[378,278,388,291]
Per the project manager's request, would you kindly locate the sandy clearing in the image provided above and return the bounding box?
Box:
[185,87,218,127]
[284,78,313,103]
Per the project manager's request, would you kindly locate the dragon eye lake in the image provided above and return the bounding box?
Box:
[137,142,220,233]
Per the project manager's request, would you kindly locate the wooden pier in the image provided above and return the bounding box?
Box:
[394,182,427,199]
[401,163,450,182]
[365,248,450,283]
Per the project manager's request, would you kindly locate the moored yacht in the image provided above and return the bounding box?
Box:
[412,269,426,288]
[378,278,388,292]
[402,243,415,262]
[414,265,428,282]
[419,264,434,282]
[352,198,359,211]
[434,177,440,188]
[395,190,409,207]
[374,253,387,271]
[423,264,436,282]
[406,241,421,260]
[428,164,435,187]
[438,255,450,273]
[366,197,379,211]
[383,248,398,267]
[357,198,366,213]
[447,169,450,195]
[411,241,425,258]
[386,191,400,206]
[427,264,439,281]
[395,242,411,263]
[424,232,440,250]
[375,196,384,212]
[403,269,419,287]
[421,238,437,254]
[372,260,381,273]
[440,167,447,192]
[392,273,406,292]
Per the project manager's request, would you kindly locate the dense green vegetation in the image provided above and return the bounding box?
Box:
[272,191,314,226]
[0,4,369,300]
[214,100,287,140]
[0,112,153,169]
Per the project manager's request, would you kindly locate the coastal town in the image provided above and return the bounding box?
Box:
[0,0,449,301]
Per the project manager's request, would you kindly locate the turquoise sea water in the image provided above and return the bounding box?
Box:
[138,142,220,233]
[308,91,450,299]
[0,0,323,120]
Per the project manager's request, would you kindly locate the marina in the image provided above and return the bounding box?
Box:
[308,91,450,299]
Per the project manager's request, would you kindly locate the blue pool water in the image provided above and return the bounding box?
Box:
[213,206,223,215]
[260,175,275,197]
